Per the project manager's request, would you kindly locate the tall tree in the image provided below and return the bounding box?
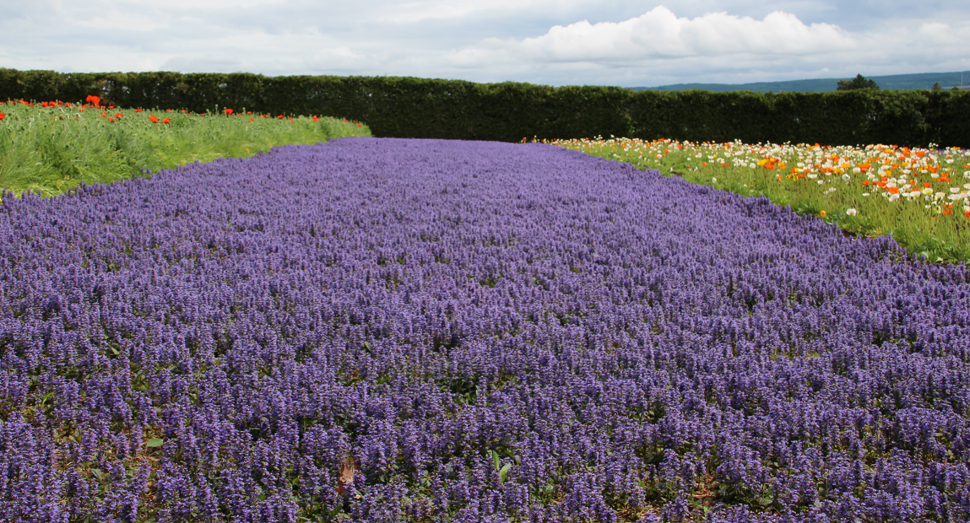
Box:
[837,74,880,91]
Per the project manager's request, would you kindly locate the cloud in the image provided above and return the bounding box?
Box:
[441,6,970,85]
[453,6,854,65]
[1,1,969,86]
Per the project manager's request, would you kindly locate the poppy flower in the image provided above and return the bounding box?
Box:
[149,115,159,123]
[162,118,170,124]
[278,115,284,119]
[135,108,143,113]
[115,113,123,119]
[85,95,101,106]
[0,112,5,121]
[249,118,254,122]
[225,108,233,115]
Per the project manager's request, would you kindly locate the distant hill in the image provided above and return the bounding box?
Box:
[629,71,970,93]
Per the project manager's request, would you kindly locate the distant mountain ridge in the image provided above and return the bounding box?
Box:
[629,71,970,93]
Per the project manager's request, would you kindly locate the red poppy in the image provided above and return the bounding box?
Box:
[249,118,254,122]
[225,108,233,115]
[85,95,101,106]
[135,108,143,113]
[162,118,170,124]
[278,115,284,119]
[108,117,115,122]
[149,115,159,123]
[115,113,123,119]
[0,112,5,121]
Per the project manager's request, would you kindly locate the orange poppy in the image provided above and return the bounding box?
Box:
[85,95,101,106]
[0,112,5,121]
[225,108,233,115]
[149,115,159,123]
[162,118,170,124]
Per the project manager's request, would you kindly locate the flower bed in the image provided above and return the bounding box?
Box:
[1,137,968,522]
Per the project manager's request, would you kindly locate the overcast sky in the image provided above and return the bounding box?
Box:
[2,0,969,87]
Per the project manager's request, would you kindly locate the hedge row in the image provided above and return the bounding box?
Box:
[2,69,969,147]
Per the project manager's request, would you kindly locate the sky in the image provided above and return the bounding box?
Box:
[1,0,969,88]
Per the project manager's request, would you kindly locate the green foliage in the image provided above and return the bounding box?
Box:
[0,100,371,198]
[2,68,968,148]
[837,74,880,91]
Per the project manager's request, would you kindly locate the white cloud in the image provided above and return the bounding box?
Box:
[439,6,970,85]
[0,1,969,86]
[454,7,854,65]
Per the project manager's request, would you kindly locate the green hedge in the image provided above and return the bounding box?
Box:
[2,68,968,147]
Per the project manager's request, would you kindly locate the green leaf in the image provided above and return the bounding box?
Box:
[146,437,164,448]
[500,463,511,483]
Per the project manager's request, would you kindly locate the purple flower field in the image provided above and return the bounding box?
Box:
[1,137,969,522]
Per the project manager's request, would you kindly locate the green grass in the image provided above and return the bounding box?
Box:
[543,136,970,265]
[0,99,371,198]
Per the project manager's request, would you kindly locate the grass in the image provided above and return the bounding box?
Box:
[538,136,970,265]
[0,98,372,199]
